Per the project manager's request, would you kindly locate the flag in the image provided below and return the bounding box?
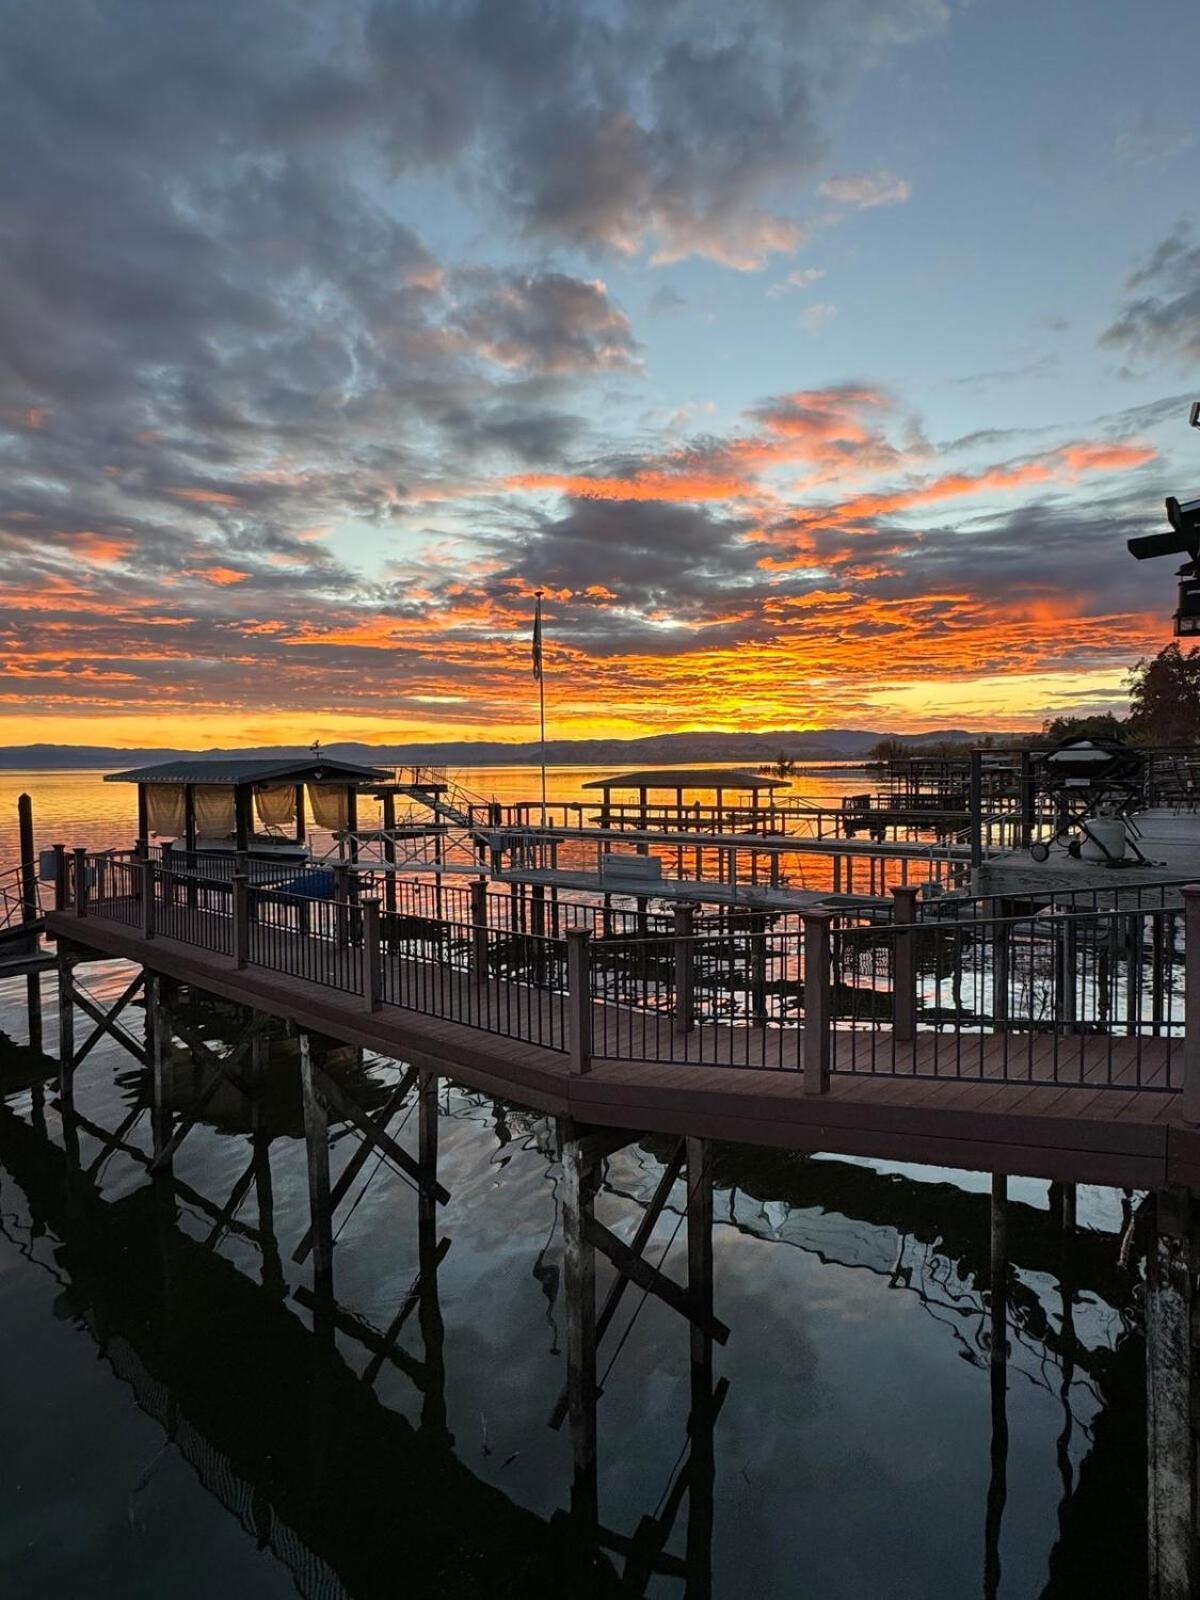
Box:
[531,592,543,681]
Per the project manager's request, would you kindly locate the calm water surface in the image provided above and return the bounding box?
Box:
[0,948,1147,1598]
[0,762,865,861]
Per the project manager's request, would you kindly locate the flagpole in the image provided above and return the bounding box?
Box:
[535,590,547,823]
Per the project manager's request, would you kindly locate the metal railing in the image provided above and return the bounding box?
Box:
[380,908,568,1050]
[52,848,1197,1093]
[831,904,1182,1088]
[249,888,364,996]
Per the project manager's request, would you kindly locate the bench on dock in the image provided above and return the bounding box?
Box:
[599,852,664,889]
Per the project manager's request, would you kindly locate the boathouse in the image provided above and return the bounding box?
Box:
[105,756,392,858]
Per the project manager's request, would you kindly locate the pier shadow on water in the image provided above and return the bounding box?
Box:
[0,959,1176,1598]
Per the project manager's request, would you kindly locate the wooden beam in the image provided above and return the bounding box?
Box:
[292,1285,427,1387]
[166,1012,260,1099]
[583,1213,729,1344]
[148,1015,263,1171]
[550,1139,686,1429]
[69,969,146,1070]
[309,1060,449,1204]
[292,1066,418,1263]
[84,1101,145,1182]
[67,1108,264,1243]
[360,1236,452,1390]
[203,1152,260,1250]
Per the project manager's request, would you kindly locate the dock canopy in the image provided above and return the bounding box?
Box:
[104,757,392,852]
[582,768,790,793]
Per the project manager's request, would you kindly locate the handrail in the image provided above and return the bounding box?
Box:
[55,848,1189,1091]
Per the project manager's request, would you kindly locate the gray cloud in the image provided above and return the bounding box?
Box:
[1102,223,1200,365]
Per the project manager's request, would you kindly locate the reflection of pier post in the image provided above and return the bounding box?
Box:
[56,944,75,1114]
[298,1032,334,1324]
[984,1173,1008,1600]
[1053,1180,1077,1524]
[687,1136,716,1599]
[250,1030,285,1300]
[562,1131,598,1533]
[26,972,43,1054]
[418,1069,448,1443]
[558,1128,726,1594]
[1146,1187,1199,1600]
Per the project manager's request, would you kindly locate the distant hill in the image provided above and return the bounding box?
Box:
[0,728,1028,770]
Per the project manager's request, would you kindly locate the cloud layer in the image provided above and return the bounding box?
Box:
[0,0,1179,742]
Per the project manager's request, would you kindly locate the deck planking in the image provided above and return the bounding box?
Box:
[46,901,1200,1188]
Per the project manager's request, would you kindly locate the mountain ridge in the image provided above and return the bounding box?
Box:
[0,728,1030,770]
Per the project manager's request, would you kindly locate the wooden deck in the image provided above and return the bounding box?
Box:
[46,903,1200,1189]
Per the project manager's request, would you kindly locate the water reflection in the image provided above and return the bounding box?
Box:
[0,971,1177,1598]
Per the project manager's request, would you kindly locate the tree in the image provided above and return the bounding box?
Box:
[866,737,907,763]
[1126,643,1200,745]
[1037,712,1127,746]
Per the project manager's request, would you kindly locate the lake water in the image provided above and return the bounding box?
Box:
[0,770,1158,1596]
[0,762,864,862]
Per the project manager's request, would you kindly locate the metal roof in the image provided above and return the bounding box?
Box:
[582,767,790,791]
[104,757,393,786]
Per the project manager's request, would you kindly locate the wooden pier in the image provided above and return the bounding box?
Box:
[45,870,1200,1189]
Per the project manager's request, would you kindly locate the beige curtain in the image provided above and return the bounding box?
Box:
[307,783,348,830]
[194,785,236,838]
[145,783,185,838]
[255,785,296,828]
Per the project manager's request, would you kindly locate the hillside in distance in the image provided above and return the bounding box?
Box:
[0,727,1026,770]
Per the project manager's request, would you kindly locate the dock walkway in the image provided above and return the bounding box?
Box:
[45,895,1200,1190]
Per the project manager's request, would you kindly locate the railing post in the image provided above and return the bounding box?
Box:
[567,927,592,1075]
[234,874,250,968]
[141,859,155,940]
[362,898,382,1012]
[52,843,66,913]
[470,876,489,985]
[891,885,919,1043]
[802,910,833,1095]
[333,863,351,948]
[72,846,88,917]
[673,903,695,1035]
[1019,748,1034,849]
[1182,885,1200,1124]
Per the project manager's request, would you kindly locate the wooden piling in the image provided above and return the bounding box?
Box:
[18,793,37,923]
[298,1033,334,1296]
[56,945,75,1112]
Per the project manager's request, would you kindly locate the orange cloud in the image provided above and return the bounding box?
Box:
[75,533,135,564]
[185,566,250,586]
[169,487,242,506]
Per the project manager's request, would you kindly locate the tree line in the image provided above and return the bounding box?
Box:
[865,642,1200,762]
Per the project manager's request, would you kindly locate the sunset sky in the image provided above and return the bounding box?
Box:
[2,0,1199,748]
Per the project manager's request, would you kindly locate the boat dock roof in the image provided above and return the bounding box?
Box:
[582,768,789,792]
[104,757,393,786]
